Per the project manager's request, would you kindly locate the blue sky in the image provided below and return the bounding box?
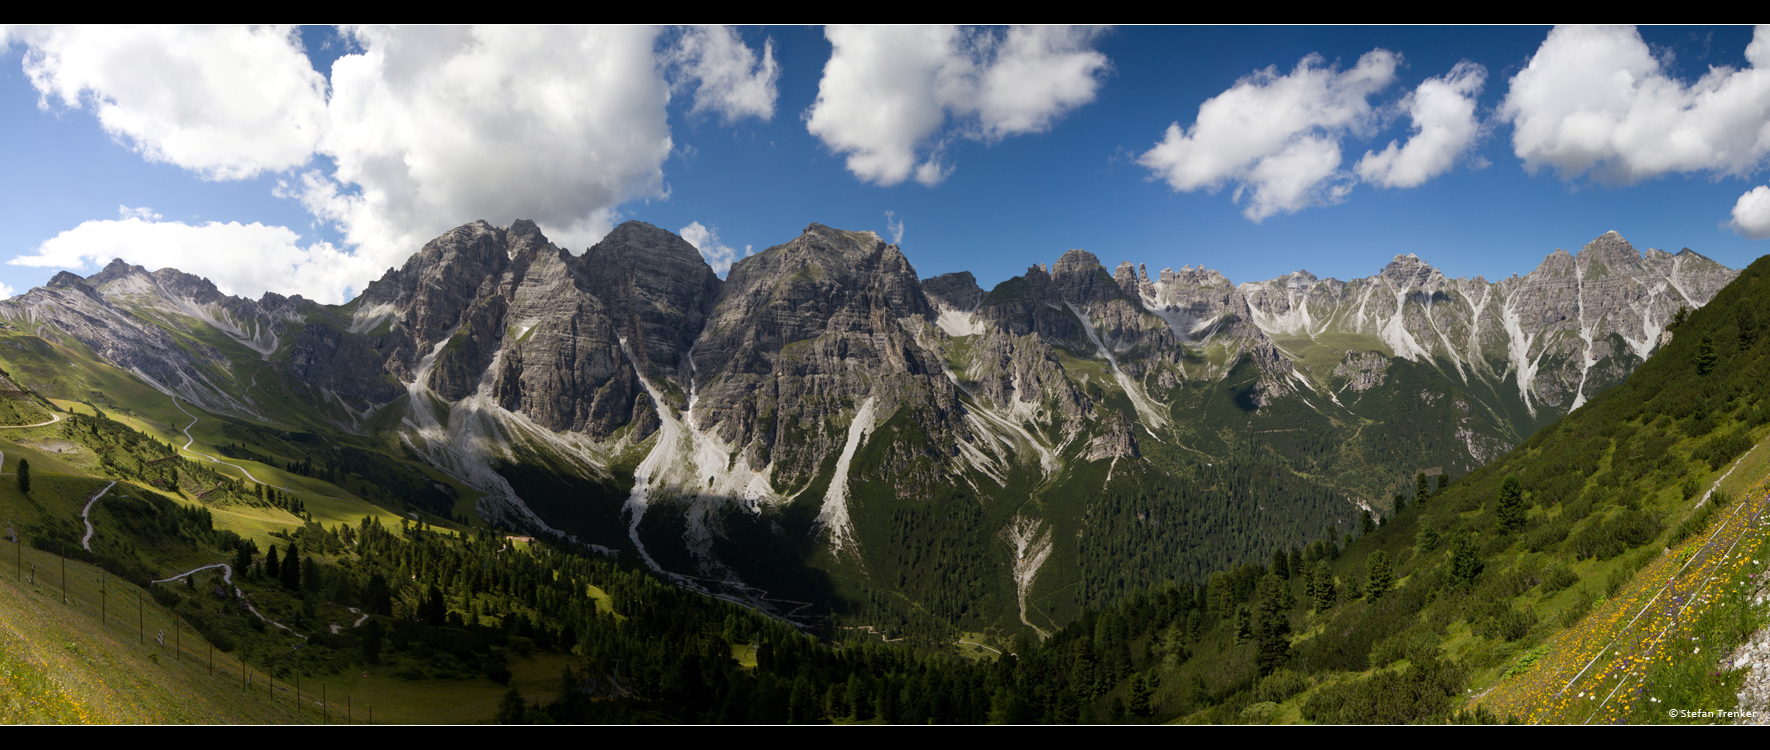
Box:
[1,25,1767,304]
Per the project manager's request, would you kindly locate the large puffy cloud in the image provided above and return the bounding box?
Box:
[4,25,327,181]
[1140,50,1399,221]
[1357,61,1487,188]
[666,25,779,123]
[806,25,1108,187]
[10,206,374,302]
[1501,25,1770,184]
[301,25,676,265]
[1729,185,1770,239]
[7,25,779,300]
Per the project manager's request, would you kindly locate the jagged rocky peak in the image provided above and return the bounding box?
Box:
[1045,249,1121,305]
[42,270,104,303]
[1113,261,1140,297]
[391,221,512,358]
[85,258,151,288]
[922,271,984,311]
[1157,265,1232,289]
[578,220,720,385]
[1380,253,1441,289]
[691,222,956,484]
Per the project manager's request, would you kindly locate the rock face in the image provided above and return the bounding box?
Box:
[691,224,965,491]
[0,221,1739,636]
[579,221,721,396]
[1333,350,1389,392]
[921,271,983,312]
[1229,231,1734,415]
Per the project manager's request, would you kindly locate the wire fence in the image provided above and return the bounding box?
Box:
[4,534,378,725]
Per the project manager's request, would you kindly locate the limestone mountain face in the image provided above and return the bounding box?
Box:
[690,224,965,494]
[1231,231,1734,418]
[578,221,722,399]
[0,220,1739,638]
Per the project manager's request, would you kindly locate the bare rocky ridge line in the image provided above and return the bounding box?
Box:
[0,220,1738,632]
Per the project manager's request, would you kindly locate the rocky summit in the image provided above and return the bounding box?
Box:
[0,221,1736,637]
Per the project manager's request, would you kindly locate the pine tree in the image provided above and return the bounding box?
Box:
[266,545,280,580]
[1697,334,1717,375]
[15,458,28,494]
[1496,476,1526,532]
[1253,574,1292,676]
[281,544,301,590]
[1271,549,1290,580]
[1367,550,1393,600]
[1310,561,1336,612]
[1449,532,1484,588]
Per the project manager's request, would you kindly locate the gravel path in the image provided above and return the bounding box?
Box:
[79,481,117,551]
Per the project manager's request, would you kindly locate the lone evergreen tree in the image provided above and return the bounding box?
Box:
[1449,532,1484,588]
[281,544,301,590]
[1367,550,1393,600]
[1310,561,1336,612]
[1496,476,1526,532]
[15,458,28,494]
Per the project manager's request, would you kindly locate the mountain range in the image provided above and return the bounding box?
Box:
[0,221,1735,641]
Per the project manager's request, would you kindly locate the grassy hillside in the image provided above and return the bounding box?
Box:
[955,257,1770,723]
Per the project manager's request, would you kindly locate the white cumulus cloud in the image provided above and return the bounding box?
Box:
[1501,24,1770,184]
[1728,185,1770,239]
[7,25,780,301]
[4,25,327,181]
[1357,61,1487,188]
[806,25,1109,187]
[1140,50,1399,221]
[665,25,779,123]
[8,215,374,303]
[304,25,676,267]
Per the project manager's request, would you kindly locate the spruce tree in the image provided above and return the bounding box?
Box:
[15,458,28,494]
[1311,561,1336,612]
[1367,550,1393,600]
[1698,334,1717,375]
[1449,532,1484,588]
[1496,476,1526,532]
[281,544,301,590]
